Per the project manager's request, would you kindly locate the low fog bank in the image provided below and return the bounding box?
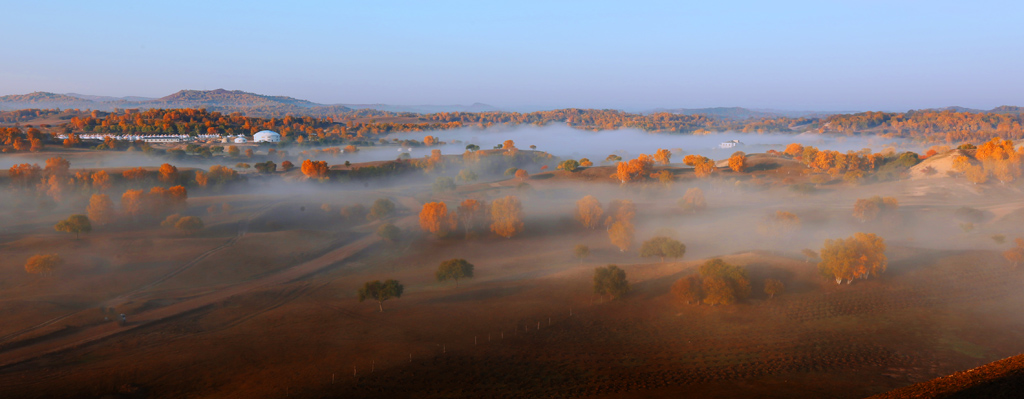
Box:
[383,125,922,163]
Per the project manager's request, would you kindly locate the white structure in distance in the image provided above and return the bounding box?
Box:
[719,140,743,149]
[254,130,282,143]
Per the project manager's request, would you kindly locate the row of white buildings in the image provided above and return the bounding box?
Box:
[57,130,282,144]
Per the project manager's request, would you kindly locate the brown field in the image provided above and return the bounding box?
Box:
[1,148,1023,398]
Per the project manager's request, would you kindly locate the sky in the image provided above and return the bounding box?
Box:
[1,0,1022,111]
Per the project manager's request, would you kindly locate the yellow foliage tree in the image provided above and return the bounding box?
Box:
[728,152,747,172]
[575,195,604,230]
[490,195,524,238]
[654,149,672,165]
[87,194,114,225]
[608,220,634,252]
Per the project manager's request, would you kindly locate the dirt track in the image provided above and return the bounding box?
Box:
[0,198,419,370]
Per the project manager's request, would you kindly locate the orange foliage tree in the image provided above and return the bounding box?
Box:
[490,195,524,238]
[678,187,706,213]
[91,171,111,191]
[784,143,804,157]
[728,152,747,172]
[683,154,709,166]
[819,233,887,284]
[694,159,717,178]
[121,189,145,219]
[654,149,672,165]
[419,202,456,237]
[575,195,604,230]
[122,167,149,182]
[159,163,179,184]
[301,159,330,179]
[614,154,653,183]
[25,254,63,276]
[514,169,529,181]
[44,157,70,177]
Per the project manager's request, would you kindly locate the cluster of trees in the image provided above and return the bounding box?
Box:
[671,259,751,306]
[1003,238,1024,268]
[639,236,686,262]
[818,109,1024,143]
[951,137,1022,184]
[818,233,888,284]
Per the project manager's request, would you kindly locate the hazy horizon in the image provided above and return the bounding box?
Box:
[2,1,1023,111]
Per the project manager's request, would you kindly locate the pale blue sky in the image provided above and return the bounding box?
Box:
[1,0,1021,111]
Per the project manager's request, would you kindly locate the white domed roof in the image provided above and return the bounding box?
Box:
[254,130,281,142]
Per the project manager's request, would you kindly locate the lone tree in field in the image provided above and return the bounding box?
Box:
[818,232,887,284]
[639,236,686,262]
[801,248,819,263]
[376,223,401,244]
[436,259,475,287]
[432,176,456,193]
[558,159,581,172]
[358,279,404,312]
[654,148,672,165]
[698,258,751,305]
[87,194,114,225]
[368,198,396,221]
[671,275,703,305]
[174,216,204,235]
[594,265,629,300]
[55,215,91,239]
[678,188,706,213]
[728,151,747,172]
[764,278,785,299]
[608,221,635,252]
[490,195,524,238]
[575,195,604,230]
[25,254,63,276]
[419,202,456,237]
[758,211,801,237]
[574,244,590,264]
[852,196,899,223]
[456,199,487,238]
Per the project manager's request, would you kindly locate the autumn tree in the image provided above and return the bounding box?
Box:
[194,170,208,187]
[423,135,439,146]
[87,194,114,225]
[368,198,396,221]
[436,258,474,287]
[678,188,707,213]
[44,157,70,177]
[853,196,899,222]
[122,167,149,182]
[764,278,784,299]
[784,143,804,157]
[419,202,456,237]
[456,199,486,238]
[358,279,404,312]
[574,244,590,264]
[639,236,686,262]
[376,223,401,244]
[281,160,295,171]
[594,265,629,300]
[558,159,581,172]
[25,254,63,276]
[121,189,145,220]
[654,148,672,165]
[728,151,747,172]
[694,159,717,178]
[301,159,330,179]
[683,155,709,166]
[575,195,604,230]
[91,170,111,191]
[55,214,91,239]
[671,275,703,305]
[514,169,529,181]
[228,145,240,157]
[819,233,887,284]
[457,169,478,182]
[614,154,653,183]
[579,158,593,167]
[174,216,204,235]
[698,259,750,305]
[604,199,636,226]
[159,163,179,184]
[490,195,524,238]
[432,176,456,193]
[608,221,635,252]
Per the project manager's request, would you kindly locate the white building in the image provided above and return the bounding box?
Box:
[720,140,743,149]
[253,130,281,143]
[234,137,248,143]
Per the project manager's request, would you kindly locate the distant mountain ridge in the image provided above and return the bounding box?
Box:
[1,89,1022,118]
